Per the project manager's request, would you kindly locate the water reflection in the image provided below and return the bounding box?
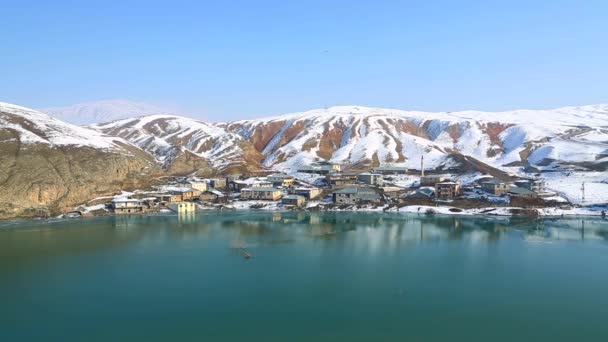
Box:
[1,212,607,271]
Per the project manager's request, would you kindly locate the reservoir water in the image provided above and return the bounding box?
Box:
[1,211,608,341]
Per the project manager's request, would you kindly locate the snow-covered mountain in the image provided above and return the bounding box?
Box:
[91,104,608,173]
[0,102,158,218]
[41,99,179,125]
[90,115,262,174]
[223,104,608,171]
[3,100,607,218]
[1,102,140,150]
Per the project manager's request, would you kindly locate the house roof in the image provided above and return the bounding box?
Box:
[241,187,280,192]
[298,165,333,171]
[380,187,403,192]
[169,187,198,193]
[508,186,536,195]
[283,195,304,200]
[406,187,435,197]
[421,175,446,179]
[372,166,408,172]
[332,187,376,195]
[333,187,359,194]
[268,173,294,179]
[112,198,142,203]
[180,180,206,184]
[358,172,382,177]
[357,193,381,200]
[205,189,225,197]
[295,187,320,191]
[480,178,505,185]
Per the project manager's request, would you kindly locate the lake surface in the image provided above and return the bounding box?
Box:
[1,211,608,341]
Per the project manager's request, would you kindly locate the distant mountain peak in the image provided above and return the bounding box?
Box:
[40,99,180,125]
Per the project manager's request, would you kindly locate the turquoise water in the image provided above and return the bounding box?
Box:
[1,212,608,341]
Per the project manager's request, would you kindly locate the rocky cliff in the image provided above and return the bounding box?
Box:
[0,103,159,219]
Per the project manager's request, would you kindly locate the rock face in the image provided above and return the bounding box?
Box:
[0,103,159,219]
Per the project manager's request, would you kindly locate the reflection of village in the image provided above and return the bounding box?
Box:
[111,211,608,245]
[6,212,606,267]
[76,158,591,218]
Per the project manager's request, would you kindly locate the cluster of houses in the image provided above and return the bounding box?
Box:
[234,162,551,208]
[111,179,227,215]
[236,172,323,207]
[109,159,555,215]
[405,174,549,202]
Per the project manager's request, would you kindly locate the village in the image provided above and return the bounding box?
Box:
[71,157,607,219]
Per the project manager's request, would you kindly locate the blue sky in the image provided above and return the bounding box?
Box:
[1,0,607,121]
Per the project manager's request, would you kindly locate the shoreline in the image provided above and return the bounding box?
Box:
[2,202,606,224]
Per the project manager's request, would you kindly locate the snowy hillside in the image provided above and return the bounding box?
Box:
[86,103,608,174]
[90,115,258,171]
[41,99,179,125]
[224,105,608,171]
[0,102,136,151]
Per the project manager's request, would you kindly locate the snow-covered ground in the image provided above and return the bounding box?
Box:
[384,175,420,188]
[392,205,606,217]
[543,172,608,205]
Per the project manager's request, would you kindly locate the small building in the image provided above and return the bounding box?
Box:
[297,161,341,174]
[379,187,403,199]
[514,179,545,193]
[169,202,196,213]
[267,174,296,188]
[480,178,510,195]
[158,194,182,203]
[508,186,538,199]
[229,178,271,191]
[294,187,323,200]
[112,199,148,215]
[326,172,358,188]
[404,187,435,200]
[250,180,274,188]
[170,188,201,201]
[228,180,249,191]
[358,173,384,186]
[199,189,227,203]
[435,182,461,200]
[282,195,306,207]
[297,165,324,174]
[226,174,242,181]
[332,187,381,205]
[240,187,283,201]
[420,175,447,187]
[372,166,408,175]
[181,181,207,192]
[316,161,341,172]
[209,178,227,189]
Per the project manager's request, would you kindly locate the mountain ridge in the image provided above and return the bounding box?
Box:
[40,99,181,126]
[90,103,608,173]
[2,100,608,218]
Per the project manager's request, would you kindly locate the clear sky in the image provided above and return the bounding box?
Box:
[1,0,607,121]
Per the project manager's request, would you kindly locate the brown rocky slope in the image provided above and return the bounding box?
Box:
[0,103,160,219]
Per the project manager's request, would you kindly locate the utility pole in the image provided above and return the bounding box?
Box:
[421,155,425,177]
[581,182,585,204]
